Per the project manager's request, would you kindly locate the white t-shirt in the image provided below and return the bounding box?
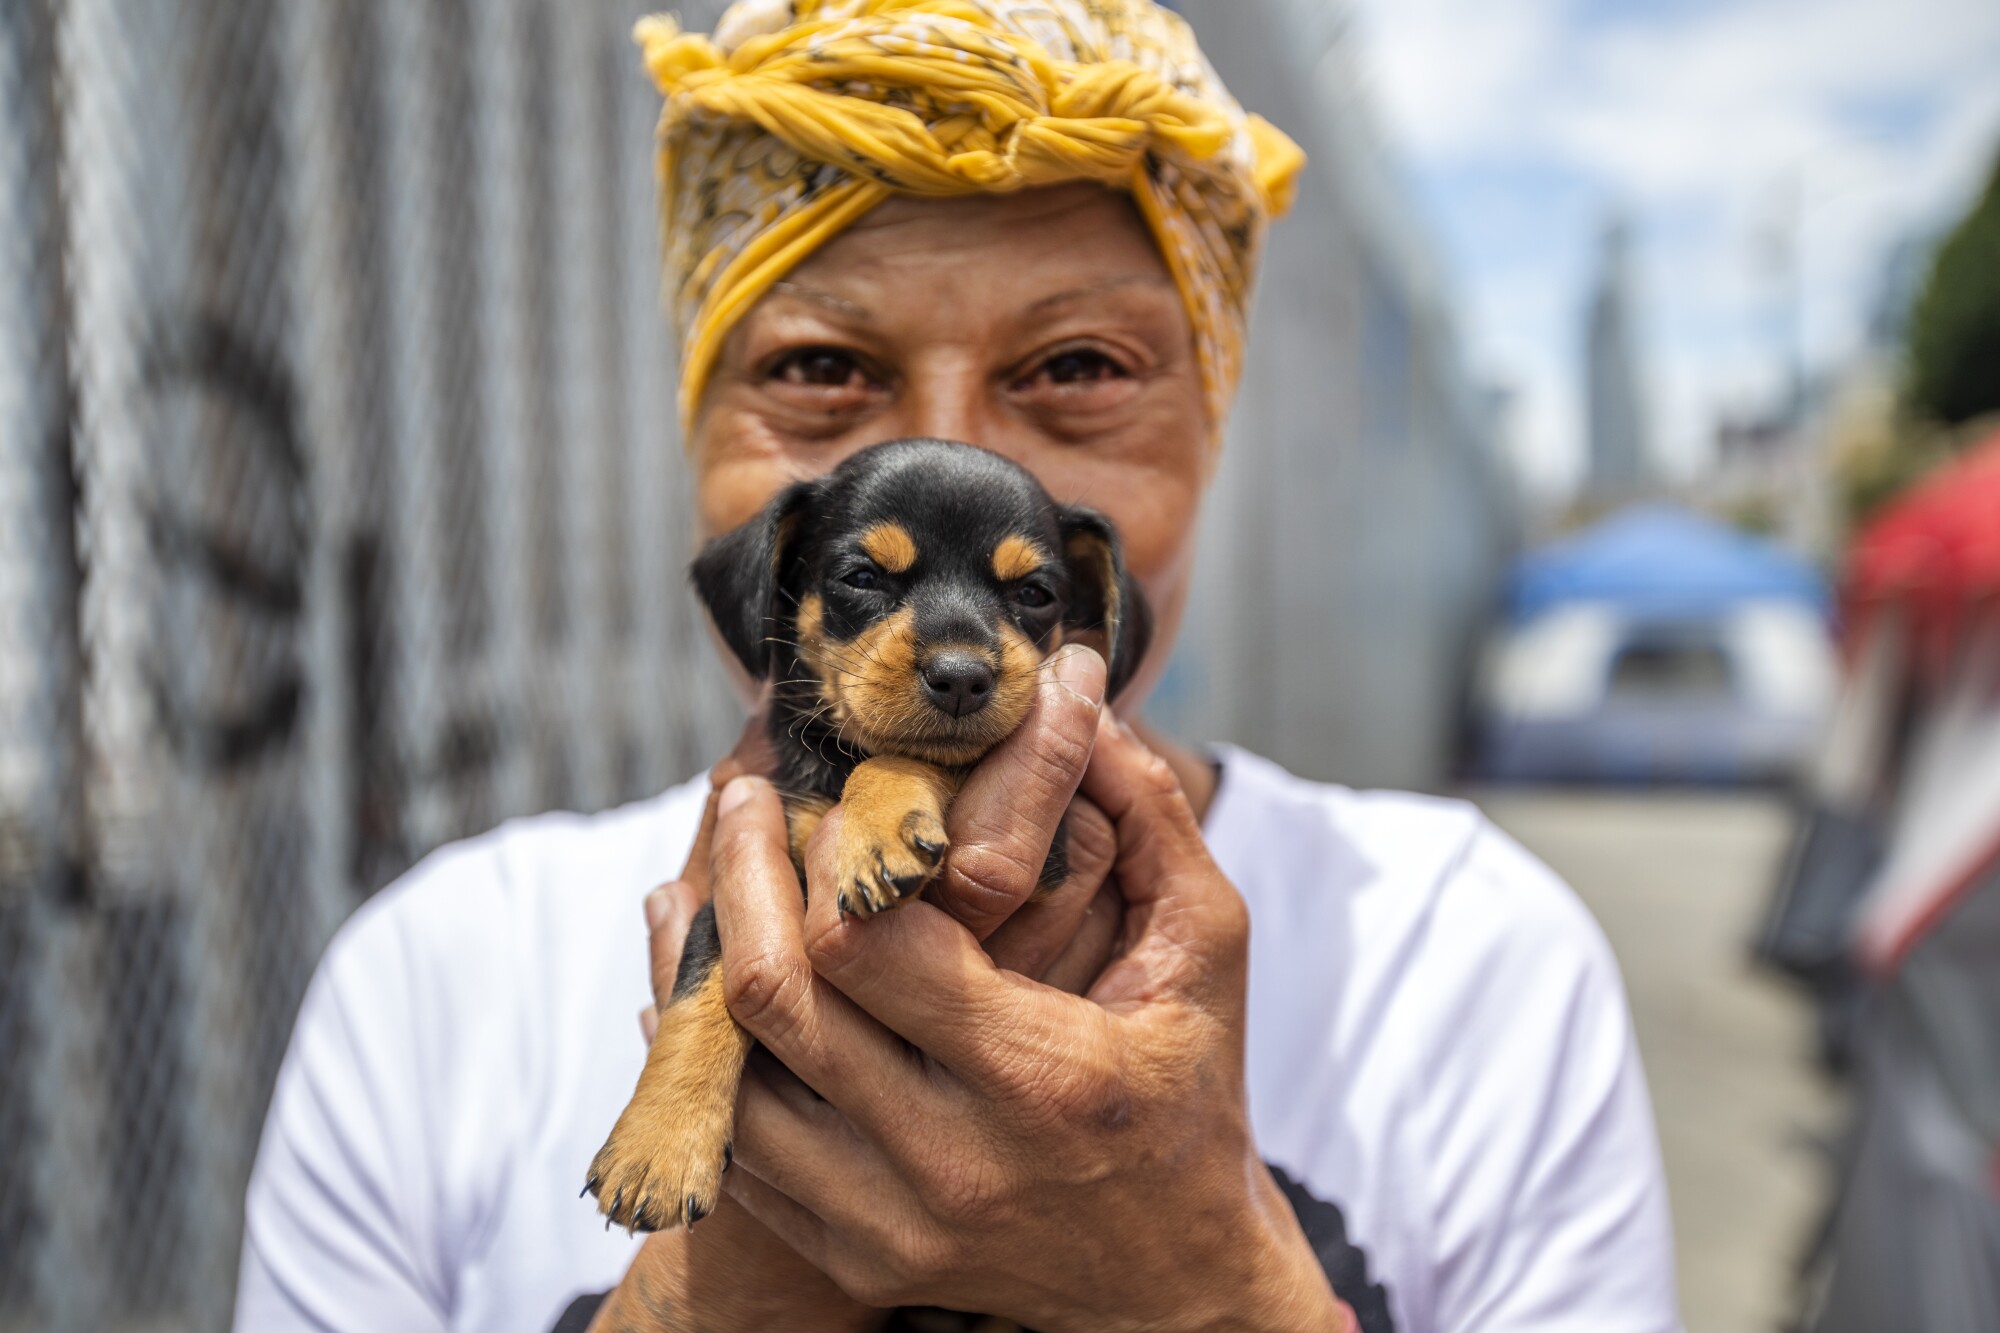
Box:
[234,746,1680,1333]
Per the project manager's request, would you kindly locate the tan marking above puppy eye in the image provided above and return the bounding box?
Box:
[992,534,1046,582]
[859,523,918,574]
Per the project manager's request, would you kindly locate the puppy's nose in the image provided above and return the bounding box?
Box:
[920,653,995,718]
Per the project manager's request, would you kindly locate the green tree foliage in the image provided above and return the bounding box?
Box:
[1908,148,2000,426]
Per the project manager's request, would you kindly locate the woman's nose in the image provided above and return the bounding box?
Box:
[899,400,980,447]
[894,358,1000,446]
[871,356,1049,472]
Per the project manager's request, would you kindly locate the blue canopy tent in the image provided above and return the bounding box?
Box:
[1506,504,1831,626]
[1476,505,1836,784]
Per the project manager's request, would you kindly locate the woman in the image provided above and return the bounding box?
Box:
[236,3,1679,1330]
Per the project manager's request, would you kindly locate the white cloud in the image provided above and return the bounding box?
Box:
[1346,0,2000,498]
[1355,0,1570,155]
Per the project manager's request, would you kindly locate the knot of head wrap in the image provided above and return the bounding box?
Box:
[637,0,1305,440]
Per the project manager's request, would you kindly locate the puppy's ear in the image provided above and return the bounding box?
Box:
[1057,505,1153,702]
[691,480,817,679]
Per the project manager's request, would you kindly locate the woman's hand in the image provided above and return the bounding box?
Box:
[709,649,1344,1333]
[593,652,1133,1331]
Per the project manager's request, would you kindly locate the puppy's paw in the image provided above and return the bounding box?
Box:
[586,1118,732,1234]
[837,795,947,917]
[585,974,748,1232]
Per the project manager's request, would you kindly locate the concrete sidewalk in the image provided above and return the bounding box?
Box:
[1469,790,1843,1333]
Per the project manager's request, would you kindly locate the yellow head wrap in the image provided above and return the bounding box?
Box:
[637,0,1305,437]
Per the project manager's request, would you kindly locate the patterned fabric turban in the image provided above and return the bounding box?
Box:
[636,0,1305,438]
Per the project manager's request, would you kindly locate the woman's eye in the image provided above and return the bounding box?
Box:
[1014,583,1054,609]
[842,567,882,591]
[1038,348,1125,385]
[773,347,871,388]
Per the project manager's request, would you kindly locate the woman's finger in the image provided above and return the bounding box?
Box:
[708,776,943,1133]
[1079,711,1250,1009]
[645,880,700,1010]
[717,1155,834,1275]
[679,789,724,899]
[1035,881,1126,996]
[728,1054,887,1238]
[933,645,1105,939]
[635,719,763,1033]
[804,810,1102,1097]
[680,713,778,898]
[982,796,1117,980]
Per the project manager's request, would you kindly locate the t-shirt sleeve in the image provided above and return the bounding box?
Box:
[233,884,461,1331]
[1419,824,1681,1333]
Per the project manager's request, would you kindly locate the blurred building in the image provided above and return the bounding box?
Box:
[1703,227,1940,557]
[0,1,1509,1328]
[1157,0,1518,792]
[1584,216,1652,495]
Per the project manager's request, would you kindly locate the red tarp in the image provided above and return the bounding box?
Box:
[1842,426,2000,973]
[1843,427,2000,676]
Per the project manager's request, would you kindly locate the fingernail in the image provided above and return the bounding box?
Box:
[645,887,673,931]
[638,1006,659,1045]
[717,775,758,817]
[1050,644,1106,704]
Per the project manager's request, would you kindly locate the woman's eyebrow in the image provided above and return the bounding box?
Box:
[1022,273,1176,315]
[771,280,873,320]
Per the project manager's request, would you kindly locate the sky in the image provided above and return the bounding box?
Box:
[1339,0,2000,500]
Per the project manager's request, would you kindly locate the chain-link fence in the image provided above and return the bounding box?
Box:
[0,2,1513,1329]
[1,2,740,1328]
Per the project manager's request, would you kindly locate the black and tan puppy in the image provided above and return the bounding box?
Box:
[587,438,1150,1234]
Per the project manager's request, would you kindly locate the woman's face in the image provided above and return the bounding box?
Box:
[692,182,1210,711]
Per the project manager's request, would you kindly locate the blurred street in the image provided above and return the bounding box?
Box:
[1471,791,1845,1333]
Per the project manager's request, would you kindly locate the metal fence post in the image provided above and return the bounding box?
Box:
[279,0,365,952]
[2,4,94,1325]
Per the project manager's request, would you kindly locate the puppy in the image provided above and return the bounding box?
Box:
[587,438,1149,1234]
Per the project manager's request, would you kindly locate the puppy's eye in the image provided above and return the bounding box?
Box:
[1013,582,1055,609]
[843,567,882,591]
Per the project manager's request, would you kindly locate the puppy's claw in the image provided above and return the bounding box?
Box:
[833,765,950,919]
[588,1160,726,1233]
[888,861,927,898]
